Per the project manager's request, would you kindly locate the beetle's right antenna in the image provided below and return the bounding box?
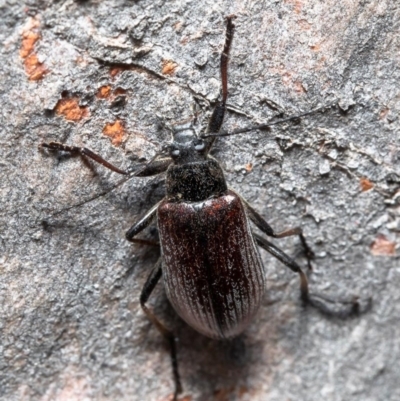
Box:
[220,16,235,106]
[202,102,338,138]
[204,15,236,150]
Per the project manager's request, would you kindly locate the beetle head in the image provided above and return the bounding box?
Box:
[169,123,207,164]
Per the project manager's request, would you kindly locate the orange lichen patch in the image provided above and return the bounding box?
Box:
[379,107,389,119]
[24,53,47,81]
[96,86,127,101]
[110,67,123,77]
[109,65,130,78]
[20,21,48,81]
[103,120,125,146]
[20,30,40,58]
[96,85,112,99]
[245,163,253,172]
[162,59,178,75]
[370,234,396,256]
[360,177,374,192]
[55,98,89,122]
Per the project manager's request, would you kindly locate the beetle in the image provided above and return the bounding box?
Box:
[41,16,365,400]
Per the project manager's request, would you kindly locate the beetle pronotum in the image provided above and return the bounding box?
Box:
[41,16,367,400]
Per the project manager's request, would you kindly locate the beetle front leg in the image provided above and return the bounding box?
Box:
[41,142,172,177]
[126,201,163,246]
[141,260,182,401]
[40,142,129,174]
[245,201,314,269]
[253,233,363,318]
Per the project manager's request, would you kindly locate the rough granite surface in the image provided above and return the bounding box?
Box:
[1,1,399,401]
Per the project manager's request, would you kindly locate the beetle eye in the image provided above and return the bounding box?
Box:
[194,141,205,151]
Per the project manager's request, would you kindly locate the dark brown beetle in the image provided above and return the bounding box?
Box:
[41,16,366,401]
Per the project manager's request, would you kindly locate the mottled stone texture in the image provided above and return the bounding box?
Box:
[1,1,399,401]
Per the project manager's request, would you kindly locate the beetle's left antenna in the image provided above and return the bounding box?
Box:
[204,15,236,149]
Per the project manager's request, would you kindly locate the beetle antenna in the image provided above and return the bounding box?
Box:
[40,152,167,221]
[204,15,236,144]
[156,114,175,134]
[221,15,236,105]
[41,174,133,221]
[201,102,338,138]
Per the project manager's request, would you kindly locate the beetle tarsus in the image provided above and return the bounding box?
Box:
[253,233,370,318]
[304,293,372,318]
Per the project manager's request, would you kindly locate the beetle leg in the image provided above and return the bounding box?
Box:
[125,201,161,246]
[40,142,129,174]
[41,142,172,177]
[39,144,171,220]
[253,233,362,318]
[244,201,314,270]
[253,233,309,302]
[141,260,182,400]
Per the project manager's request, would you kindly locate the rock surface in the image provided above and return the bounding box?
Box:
[1,1,399,401]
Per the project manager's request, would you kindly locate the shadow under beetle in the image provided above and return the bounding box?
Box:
[41,16,367,401]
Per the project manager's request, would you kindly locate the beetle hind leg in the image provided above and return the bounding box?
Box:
[272,227,315,270]
[254,233,370,318]
[140,260,182,400]
[245,201,315,269]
